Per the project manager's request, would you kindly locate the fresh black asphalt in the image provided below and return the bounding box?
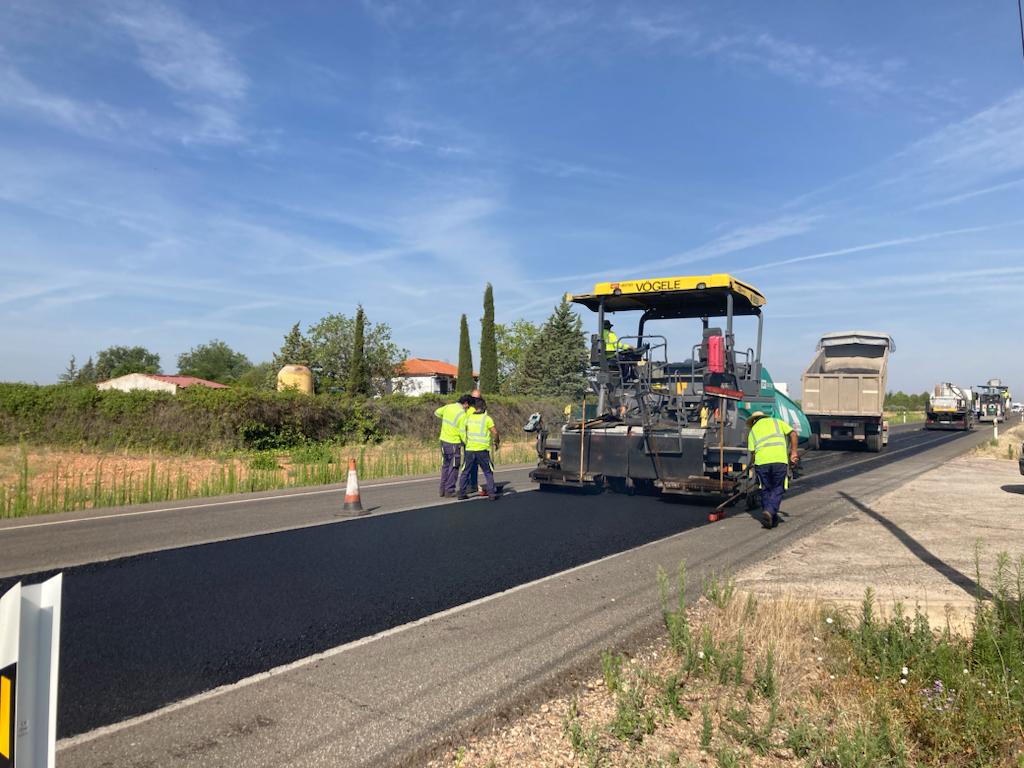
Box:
[0,426,972,739]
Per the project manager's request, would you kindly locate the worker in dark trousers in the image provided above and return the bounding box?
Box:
[468,388,484,495]
[457,398,500,501]
[434,394,473,497]
[746,411,799,529]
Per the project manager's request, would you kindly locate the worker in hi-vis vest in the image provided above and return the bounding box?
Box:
[435,394,473,497]
[602,320,631,357]
[746,411,799,529]
[457,397,500,500]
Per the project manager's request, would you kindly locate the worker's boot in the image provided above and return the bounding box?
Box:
[761,511,773,529]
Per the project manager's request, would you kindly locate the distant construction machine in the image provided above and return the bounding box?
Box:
[527,274,806,513]
[800,331,894,452]
[975,379,1010,423]
[925,383,974,431]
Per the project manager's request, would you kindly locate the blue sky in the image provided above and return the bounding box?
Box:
[1,1,1023,396]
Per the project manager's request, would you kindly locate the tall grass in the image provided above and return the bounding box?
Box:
[0,441,538,518]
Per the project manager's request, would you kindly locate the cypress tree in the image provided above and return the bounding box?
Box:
[456,314,475,392]
[347,305,371,396]
[478,283,498,393]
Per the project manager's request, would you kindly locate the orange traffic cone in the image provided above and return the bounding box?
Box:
[343,457,366,515]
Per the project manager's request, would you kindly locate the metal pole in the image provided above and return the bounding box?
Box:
[754,309,763,381]
[596,298,607,415]
[726,293,733,344]
[579,395,586,482]
[718,395,725,490]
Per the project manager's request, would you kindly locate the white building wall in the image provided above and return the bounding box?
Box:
[390,375,439,396]
[96,374,177,394]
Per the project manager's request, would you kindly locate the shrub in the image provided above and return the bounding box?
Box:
[0,383,565,453]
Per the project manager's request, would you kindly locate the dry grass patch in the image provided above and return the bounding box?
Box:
[0,440,538,517]
[972,422,1024,462]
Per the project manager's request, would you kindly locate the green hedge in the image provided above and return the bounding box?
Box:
[367,394,564,444]
[0,384,564,452]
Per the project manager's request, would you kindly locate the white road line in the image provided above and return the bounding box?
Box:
[56,515,690,751]
[0,465,532,533]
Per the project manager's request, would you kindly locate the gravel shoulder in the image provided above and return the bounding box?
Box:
[736,428,1024,628]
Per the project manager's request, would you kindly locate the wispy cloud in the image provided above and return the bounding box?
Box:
[743,224,999,273]
[356,130,471,157]
[0,62,130,140]
[533,214,818,286]
[707,32,897,96]
[915,176,1024,211]
[619,10,896,97]
[105,0,248,144]
[879,90,1024,200]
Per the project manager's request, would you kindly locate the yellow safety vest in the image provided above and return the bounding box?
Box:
[435,403,466,444]
[747,417,792,466]
[463,411,495,451]
[603,329,620,354]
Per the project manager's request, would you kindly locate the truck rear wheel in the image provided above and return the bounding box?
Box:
[866,434,883,452]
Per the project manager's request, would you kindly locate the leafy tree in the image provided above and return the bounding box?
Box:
[884,390,930,411]
[59,355,79,384]
[495,319,541,393]
[516,298,587,400]
[274,322,312,367]
[235,361,276,390]
[346,306,371,397]
[94,346,161,380]
[77,357,98,384]
[177,339,252,383]
[305,311,406,395]
[456,314,475,392]
[478,284,498,393]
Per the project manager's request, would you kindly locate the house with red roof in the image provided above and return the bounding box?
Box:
[96,373,228,394]
[391,358,477,396]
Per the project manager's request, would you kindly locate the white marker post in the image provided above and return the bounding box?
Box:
[0,574,62,768]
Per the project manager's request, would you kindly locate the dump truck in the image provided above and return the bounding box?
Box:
[801,331,894,452]
[527,273,805,514]
[925,383,974,430]
[975,379,1010,423]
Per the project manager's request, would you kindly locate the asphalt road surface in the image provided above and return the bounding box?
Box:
[0,424,979,744]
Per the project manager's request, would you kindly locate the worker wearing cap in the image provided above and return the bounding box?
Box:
[435,394,473,497]
[746,411,799,529]
[602,320,631,357]
[457,397,500,500]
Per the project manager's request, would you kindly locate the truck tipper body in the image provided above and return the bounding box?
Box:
[800,331,894,452]
[926,383,974,431]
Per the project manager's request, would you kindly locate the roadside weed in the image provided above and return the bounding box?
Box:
[658,562,694,659]
[601,651,624,693]
[609,675,657,744]
[563,697,604,767]
[702,571,736,609]
[700,703,713,749]
[752,647,776,700]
